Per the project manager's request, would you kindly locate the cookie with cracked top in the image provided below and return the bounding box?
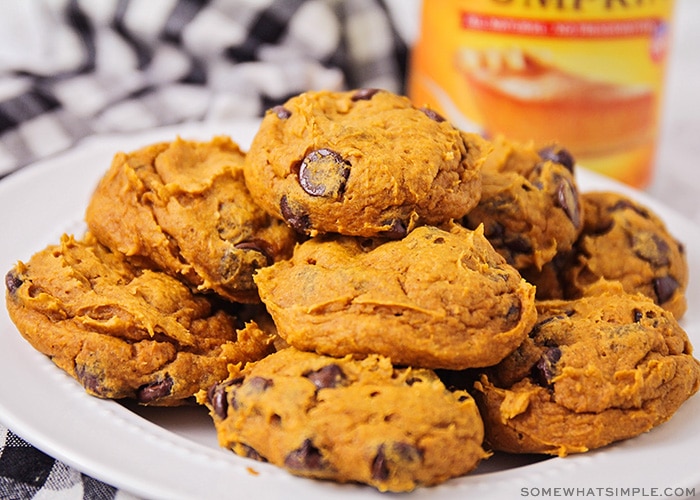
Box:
[243,89,488,238]
[85,135,297,303]
[254,222,537,370]
[200,348,489,492]
[461,136,583,270]
[4,233,275,406]
[473,281,700,456]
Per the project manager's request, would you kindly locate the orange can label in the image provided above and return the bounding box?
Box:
[408,0,675,187]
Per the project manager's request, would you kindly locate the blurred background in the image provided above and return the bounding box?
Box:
[2,0,698,221]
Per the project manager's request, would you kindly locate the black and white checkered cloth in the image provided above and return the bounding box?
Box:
[0,425,133,500]
[0,0,407,498]
[0,0,407,178]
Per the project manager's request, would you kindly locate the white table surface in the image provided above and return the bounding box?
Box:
[649,0,700,225]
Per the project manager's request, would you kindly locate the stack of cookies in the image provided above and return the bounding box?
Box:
[4,89,700,493]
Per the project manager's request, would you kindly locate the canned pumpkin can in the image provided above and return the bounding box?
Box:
[408,0,675,188]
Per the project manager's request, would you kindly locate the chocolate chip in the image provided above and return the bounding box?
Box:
[538,146,575,172]
[529,316,558,337]
[271,105,291,119]
[405,376,424,386]
[379,218,408,239]
[419,107,446,122]
[303,364,346,389]
[351,88,380,101]
[284,439,326,471]
[633,308,644,322]
[207,383,228,419]
[531,346,562,387]
[75,365,105,396]
[371,446,390,481]
[298,149,350,198]
[371,443,422,481]
[280,195,311,233]
[234,239,274,266]
[4,270,23,295]
[207,377,243,419]
[610,199,650,219]
[653,276,680,304]
[505,302,522,323]
[246,376,273,392]
[631,232,670,267]
[555,177,581,228]
[238,443,266,461]
[137,374,174,404]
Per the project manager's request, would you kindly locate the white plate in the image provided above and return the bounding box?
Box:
[1,121,699,500]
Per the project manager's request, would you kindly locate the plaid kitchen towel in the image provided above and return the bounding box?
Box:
[0,0,407,178]
[0,424,139,500]
[0,0,407,498]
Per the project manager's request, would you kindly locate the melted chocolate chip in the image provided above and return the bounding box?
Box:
[280,195,311,233]
[303,364,346,389]
[555,177,581,228]
[298,149,350,198]
[271,105,291,119]
[351,88,380,101]
[531,346,562,387]
[137,375,174,404]
[653,275,680,304]
[4,270,22,295]
[284,439,326,471]
[419,107,446,122]
[538,146,575,172]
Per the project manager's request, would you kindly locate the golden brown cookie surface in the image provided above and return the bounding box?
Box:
[85,136,297,303]
[201,348,488,492]
[473,281,700,456]
[254,223,537,369]
[244,89,487,237]
[4,233,275,406]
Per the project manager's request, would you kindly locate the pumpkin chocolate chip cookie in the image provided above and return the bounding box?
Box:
[524,191,688,318]
[243,89,488,237]
[473,281,700,456]
[85,135,297,303]
[4,233,276,406]
[200,348,489,492]
[254,223,537,370]
[461,136,583,270]
[568,191,688,318]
